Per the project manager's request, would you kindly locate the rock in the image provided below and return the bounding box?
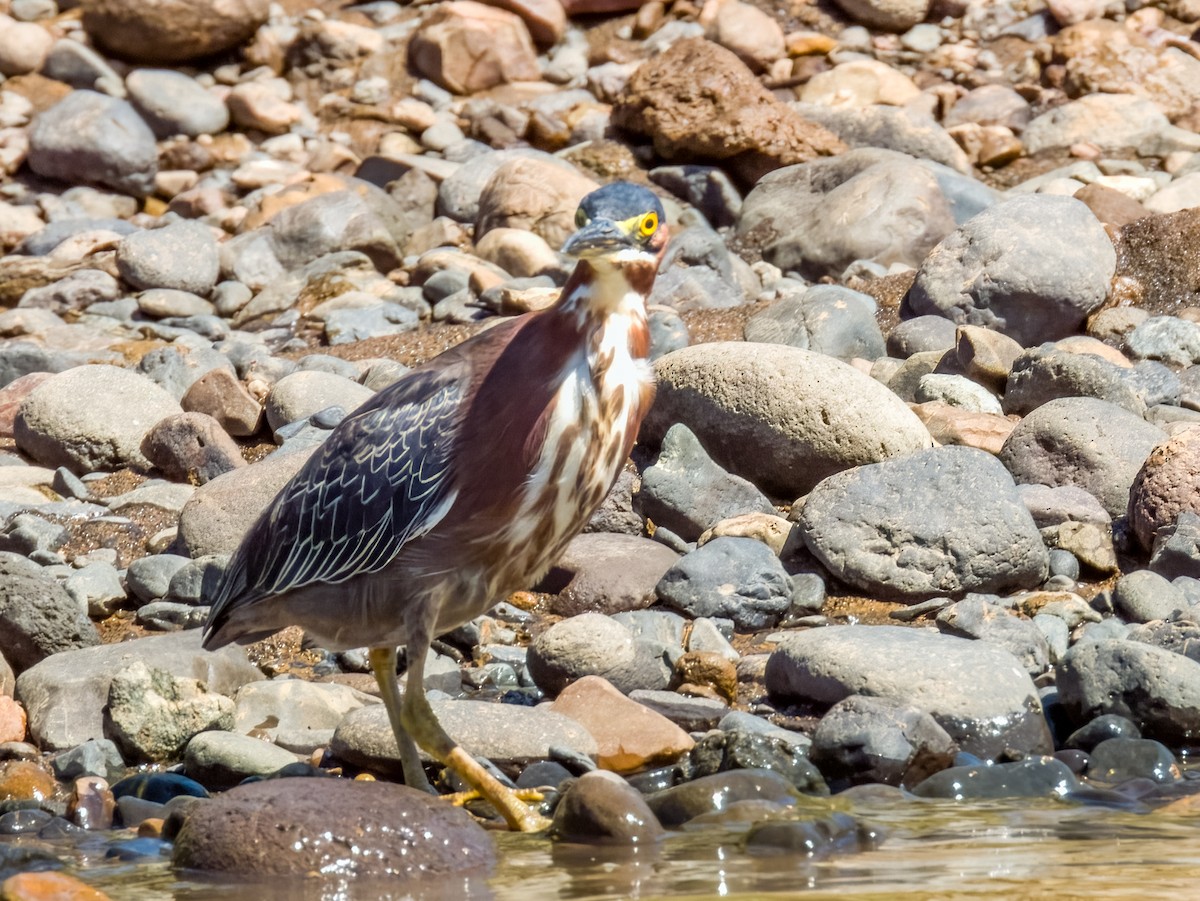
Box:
[547,533,679,617]
[936,597,1051,676]
[0,872,113,901]
[549,676,693,773]
[629,689,728,732]
[81,0,270,64]
[832,0,930,31]
[0,556,99,674]
[264,371,374,434]
[172,778,495,878]
[1065,714,1141,752]
[643,342,931,498]
[810,695,956,788]
[912,757,1078,799]
[794,102,970,173]
[65,561,127,618]
[744,285,886,361]
[1112,570,1189,623]
[232,678,377,745]
[999,397,1166,518]
[15,364,184,474]
[182,731,299,790]
[1149,511,1200,579]
[656,537,792,631]
[1087,737,1179,785]
[612,38,844,187]
[140,412,247,485]
[0,16,53,77]
[1128,425,1200,551]
[915,374,1002,414]
[737,149,985,280]
[689,728,826,794]
[0,697,26,744]
[180,368,262,438]
[637,423,775,543]
[126,69,230,138]
[330,700,597,775]
[527,612,671,697]
[116,221,220,295]
[1025,93,1200,158]
[708,0,786,72]
[766,625,1052,759]
[265,184,410,275]
[27,91,158,196]
[475,157,598,251]
[106,660,236,763]
[799,446,1048,601]
[1127,316,1200,368]
[14,631,262,751]
[1003,344,1143,416]
[905,195,1115,347]
[551,770,664,845]
[1056,639,1200,745]
[744,811,878,858]
[646,769,799,826]
[225,81,305,135]
[409,1,540,95]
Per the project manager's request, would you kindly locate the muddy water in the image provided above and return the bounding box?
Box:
[70,795,1200,900]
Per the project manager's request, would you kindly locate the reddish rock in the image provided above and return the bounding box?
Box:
[707,0,786,73]
[548,533,679,617]
[911,402,1016,456]
[481,0,565,46]
[181,368,263,437]
[550,675,694,773]
[140,412,247,485]
[81,0,270,64]
[69,776,115,830]
[612,38,844,187]
[0,696,25,743]
[0,759,55,802]
[0,372,53,440]
[1129,426,1200,550]
[409,1,541,95]
[1,872,112,901]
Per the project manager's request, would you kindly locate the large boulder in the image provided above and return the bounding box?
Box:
[81,0,270,64]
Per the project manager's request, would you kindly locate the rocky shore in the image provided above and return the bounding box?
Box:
[4,0,1200,895]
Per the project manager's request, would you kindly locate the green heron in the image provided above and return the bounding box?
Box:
[203,182,669,832]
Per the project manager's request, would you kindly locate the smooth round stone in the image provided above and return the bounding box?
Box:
[136,289,216,319]
[117,220,220,296]
[111,772,209,804]
[126,68,230,138]
[744,811,881,858]
[912,757,1079,800]
[645,769,799,827]
[551,770,664,845]
[0,808,53,834]
[183,731,300,792]
[1087,737,1179,785]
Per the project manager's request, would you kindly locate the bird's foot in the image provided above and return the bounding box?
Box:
[442,747,552,832]
[445,787,545,807]
[447,789,551,832]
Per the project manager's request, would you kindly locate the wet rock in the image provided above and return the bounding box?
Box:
[15,364,184,474]
[656,537,792,631]
[1065,714,1141,752]
[0,759,54,802]
[547,533,679,618]
[550,676,693,773]
[800,446,1048,601]
[1128,425,1200,551]
[912,757,1079,800]
[117,221,219,296]
[744,284,886,361]
[1087,737,1179,785]
[140,413,246,485]
[810,695,957,788]
[331,700,597,776]
[69,775,115,830]
[0,556,99,674]
[527,612,671,697]
[766,625,1052,759]
[999,397,1166,518]
[172,778,495,878]
[1057,639,1200,745]
[409,1,540,95]
[612,38,844,187]
[14,631,261,751]
[27,92,157,196]
[689,730,827,795]
[82,0,270,64]
[906,195,1114,347]
[552,770,663,845]
[744,811,881,858]
[182,731,300,791]
[643,342,931,498]
[0,872,113,901]
[646,769,799,827]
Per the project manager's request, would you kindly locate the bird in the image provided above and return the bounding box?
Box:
[202,181,669,832]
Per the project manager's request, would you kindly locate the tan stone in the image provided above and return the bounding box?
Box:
[474,227,559,278]
[227,81,305,136]
[910,401,1016,456]
[671,651,737,704]
[800,58,922,108]
[1053,335,1132,368]
[479,0,565,46]
[550,675,694,773]
[698,512,793,555]
[475,157,598,249]
[708,0,785,73]
[954,324,1023,392]
[0,759,54,802]
[409,1,541,95]
[0,697,25,743]
[81,0,269,64]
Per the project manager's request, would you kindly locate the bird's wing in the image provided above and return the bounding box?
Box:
[204,365,465,636]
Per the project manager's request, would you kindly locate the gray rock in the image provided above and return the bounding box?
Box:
[527,612,671,697]
[999,397,1166,518]
[126,555,191,603]
[646,769,800,826]
[232,678,378,744]
[766,625,1052,759]
[41,38,123,92]
[1126,316,1200,368]
[137,289,216,319]
[548,532,679,617]
[1064,713,1140,752]
[264,370,374,434]
[183,731,300,790]
[1150,511,1200,580]
[0,514,68,559]
[906,194,1115,347]
[65,560,127,618]
[650,165,741,228]
[914,373,1002,414]
[1023,93,1200,157]
[27,91,157,196]
[637,423,775,542]
[627,689,728,732]
[1056,639,1200,745]
[436,148,548,222]
[137,601,209,632]
[799,446,1047,600]
[552,770,664,845]
[912,757,1079,799]
[126,68,230,138]
[651,227,748,311]
[1087,737,1179,785]
[810,695,957,788]
[14,631,262,751]
[138,344,236,400]
[0,555,99,674]
[1124,360,1181,408]
[323,303,420,345]
[141,412,246,485]
[689,729,827,795]
[1004,345,1143,416]
[107,660,236,763]
[936,597,1051,676]
[887,315,959,358]
[1017,483,1112,529]
[50,738,125,782]
[15,364,185,474]
[656,537,792,631]
[1113,570,1190,623]
[172,777,494,879]
[18,269,122,314]
[647,305,689,360]
[330,700,597,776]
[744,284,885,361]
[117,221,220,296]
[268,183,410,274]
[643,342,932,498]
[793,102,970,173]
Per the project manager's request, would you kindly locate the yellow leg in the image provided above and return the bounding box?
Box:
[368,646,433,794]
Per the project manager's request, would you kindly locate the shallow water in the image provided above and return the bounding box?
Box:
[58,795,1200,900]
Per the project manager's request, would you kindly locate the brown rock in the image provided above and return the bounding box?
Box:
[550,675,694,773]
[475,157,599,250]
[547,533,679,617]
[69,776,115,830]
[1128,425,1200,550]
[409,1,541,95]
[953,324,1023,392]
[551,770,664,845]
[707,0,786,73]
[0,696,25,743]
[698,512,794,555]
[1115,208,1200,315]
[181,368,263,437]
[141,412,247,485]
[671,651,737,704]
[480,0,565,46]
[0,759,55,802]
[1075,182,1150,228]
[1,872,112,901]
[172,777,495,879]
[612,38,844,187]
[81,0,270,64]
[910,402,1016,456]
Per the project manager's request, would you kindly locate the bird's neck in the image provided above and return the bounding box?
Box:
[554,258,655,345]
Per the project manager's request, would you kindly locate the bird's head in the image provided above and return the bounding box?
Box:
[561,182,669,267]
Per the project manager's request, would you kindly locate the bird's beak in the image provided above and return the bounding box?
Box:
[561,219,629,258]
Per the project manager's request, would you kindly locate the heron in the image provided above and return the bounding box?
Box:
[202,181,669,832]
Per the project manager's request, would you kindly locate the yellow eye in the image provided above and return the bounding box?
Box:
[638,211,658,237]
[575,207,588,228]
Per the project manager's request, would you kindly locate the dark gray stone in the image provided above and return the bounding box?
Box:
[936,597,1050,676]
[646,769,800,827]
[1003,345,1144,416]
[1113,570,1189,623]
[887,315,959,358]
[1064,714,1140,752]
[656,537,792,631]
[547,533,679,618]
[912,757,1079,799]
[744,284,885,362]
[1087,737,1178,785]
[0,556,99,674]
[551,770,664,845]
[689,730,827,795]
